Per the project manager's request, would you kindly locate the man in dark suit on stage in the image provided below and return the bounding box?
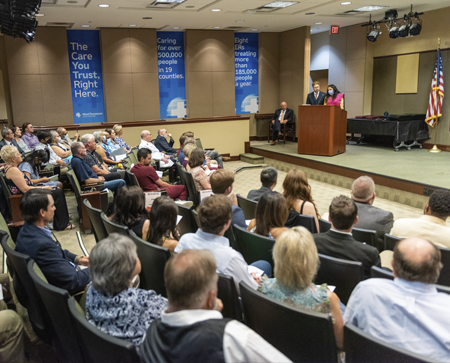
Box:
[314,195,381,278]
[271,102,293,145]
[306,81,326,105]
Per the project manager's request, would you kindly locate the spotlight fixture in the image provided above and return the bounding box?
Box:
[367,26,380,42]
[398,23,409,37]
[409,19,422,36]
[389,24,399,38]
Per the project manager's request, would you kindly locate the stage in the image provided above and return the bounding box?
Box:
[248,140,450,196]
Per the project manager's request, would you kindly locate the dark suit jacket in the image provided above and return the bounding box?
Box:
[247,186,278,201]
[155,135,177,154]
[0,139,25,156]
[271,108,294,132]
[232,204,247,229]
[313,229,381,278]
[306,91,326,105]
[15,222,90,294]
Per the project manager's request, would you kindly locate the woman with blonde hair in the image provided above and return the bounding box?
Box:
[112,124,131,152]
[282,169,320,232]
[259,227,344,350]
[182,143,196,171]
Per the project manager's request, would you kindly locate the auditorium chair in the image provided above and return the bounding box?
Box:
[352,227,378,250]
[236,194,257,220]
[384,233,402,251]
[285,211,317,233]
[100,212,129,236]
[182,169,200,207]
[191,209,200,229]
[28,260,84,363]
[315,254,364,305]
[175,162,188,196]
[67,297,140,363]
[240,281,337,362]
[128,230,170,297]
[218,274,243,321]
[83,199,108,243]
[225,225,241,253]
[232,225,275,268]
[125,170,140,187]
[319,218,332,232]
[267,115,296,145]
[344,323,432,363]
[0,173,23,223]
[177,204,197,236]
[437,247,450,287]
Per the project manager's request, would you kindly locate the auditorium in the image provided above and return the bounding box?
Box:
[0,0,450,361]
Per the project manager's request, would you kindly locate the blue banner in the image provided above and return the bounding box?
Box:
[67,30,106,123]
[157,32,186,119]
[235,33,259,114]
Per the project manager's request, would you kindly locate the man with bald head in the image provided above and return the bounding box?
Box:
[351,176,393,249]
[344,238,450,361]
[270,101,293,145]
[139,249,290,363]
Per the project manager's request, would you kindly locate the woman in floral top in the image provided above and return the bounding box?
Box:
[113,124,131,152]
[86,234,167,346]
[258,227,344,350]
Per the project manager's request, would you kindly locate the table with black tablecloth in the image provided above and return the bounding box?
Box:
[347,118,430,151]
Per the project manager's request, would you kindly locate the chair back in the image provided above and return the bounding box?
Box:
[125,170,139,187]
[191,209,200,230]
[352,227,378,249]
[0,232,52,342]
[195,138,203,149]
[175,163,187,190]
[28,260,84,363]
[344,323,432,363]
[232,224,275,268]
[67,297,140,363]
[237,194,257,220]
[217,274,242,321]
[177,205,197,236]
[224,225,241,253]
[384,233,402,251]
[319,218,331,232]
[285,210,317,233]
[67,169,82,197]
[0,174,12,213]
[182,169,200,207]
[370,266,394,280]
[101,212,130,236]
[83,199,108,243]
[437,247,450,287]
[315,254,364,305]
[128,230,170,297]
[240,281,337,362]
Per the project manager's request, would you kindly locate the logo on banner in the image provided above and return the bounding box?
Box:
[157,32,187,119]
[67,30,106,123]
[235,33,259,114]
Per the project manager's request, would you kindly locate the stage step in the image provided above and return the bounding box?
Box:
[239,153,265,164]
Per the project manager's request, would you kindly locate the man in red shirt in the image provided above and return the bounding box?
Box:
[131,148,187,201]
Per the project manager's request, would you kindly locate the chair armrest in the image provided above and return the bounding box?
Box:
[39,170,54,177]
[204,148,215,151]
[10,195,23,223]
[79,192,102,230]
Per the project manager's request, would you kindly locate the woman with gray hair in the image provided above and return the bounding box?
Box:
[50,130,72,163]
[85,234,167,346]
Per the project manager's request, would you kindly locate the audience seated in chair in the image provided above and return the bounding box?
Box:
[80,134,125,182]
[18,149,61,189]
[85,234,167,346]
[139,249,290,363]
[15,189,89,294]
[247,167,278,201]
[175,195,272,292]
[270,101,293,145]
[57,127,80,149]
[0,128,25,157]
[0,145,73,230]
[390,189,450,248]
[181,143,196,170]
[183,130,224,168]
[313,195,381,278]
[50,130,72,164]
[70,142,126,194]
[177,135,195,163]
[210,169,247,229]
[344,237,450,361]
[104,128,120,151]
[92,131,121,167]
[155,128,178,155]
[282,169,320,232]
[131,148,187,200]
[11,125,31,154]
[259,227,344,350]
[109,186,150,239]
[21,123,40,151]
[34,130,67,168]
[188,148,214,192]
[247,192,288,239]
[146,196,180,253]
[112,124,131,152]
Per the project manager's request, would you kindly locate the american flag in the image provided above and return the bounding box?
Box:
[425,49,444,127]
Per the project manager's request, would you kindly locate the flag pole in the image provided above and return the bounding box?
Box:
[429,38,442,153]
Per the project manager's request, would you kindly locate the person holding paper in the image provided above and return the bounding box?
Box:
[131,148,187,201]
[259,227,344,350]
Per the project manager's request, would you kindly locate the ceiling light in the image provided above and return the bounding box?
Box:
[128,24,137,27]
[213,26,221,29]
[251,29,258,31]
[398,23,409,37]
[36,14,44,16]
[263,1,298,8]
[81,25,90,28]
[172,27,180,29]
[235,20,245,22]
[389,25,399,38]
[315,22,323,24]
[409,21,421,36]
[367,25,380,42]
[341,2,351,4]
[155,0,186,3]
[212,9,221,12]
[98,4,109,7]
[354,6,385,12]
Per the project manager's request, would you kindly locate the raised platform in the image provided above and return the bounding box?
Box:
[248,141,450,197]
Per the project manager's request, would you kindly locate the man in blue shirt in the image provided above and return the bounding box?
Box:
[344,237,450,361]
[70,142,125,193]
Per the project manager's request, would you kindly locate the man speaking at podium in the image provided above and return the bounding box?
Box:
[306,81,326,105]
[271,102,293,145]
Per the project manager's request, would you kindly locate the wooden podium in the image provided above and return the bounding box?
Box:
[297,105,347,156]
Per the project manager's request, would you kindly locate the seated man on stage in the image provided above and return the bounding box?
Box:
[271,102,293,146]
[306,81,326,105]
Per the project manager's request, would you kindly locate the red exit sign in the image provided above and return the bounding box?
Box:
[331,25,339,34]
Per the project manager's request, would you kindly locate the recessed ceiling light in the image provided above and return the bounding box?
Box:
[235,20,245,22]
[341,1,351,4]
[354,5,385,11]
[315,22,323,24]
[98,4,109,7]
[305,12,315,15]
[128,24,137,27]
[155,0,185,3]
[36,13,44,16]
[81,25,90,27]
[173,27,180,29]
[251,29,258,31]
[213,26,221,29]
[263,1,298,8]
[212,9,221,12]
